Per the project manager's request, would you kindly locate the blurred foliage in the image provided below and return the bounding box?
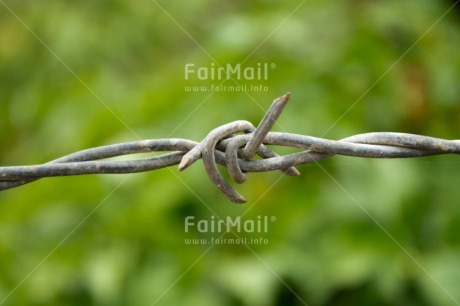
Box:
[1,0,460,305]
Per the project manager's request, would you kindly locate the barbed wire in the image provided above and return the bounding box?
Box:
[1,93,459,203]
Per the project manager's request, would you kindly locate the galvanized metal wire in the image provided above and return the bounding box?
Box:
[1,93,459,203]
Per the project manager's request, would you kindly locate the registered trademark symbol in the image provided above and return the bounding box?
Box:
[270,216,276,222]
[270,63,276,69]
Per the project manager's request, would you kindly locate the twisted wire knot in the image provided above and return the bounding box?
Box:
[178,93,297,203]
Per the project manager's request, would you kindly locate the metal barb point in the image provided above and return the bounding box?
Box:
[242,92,291,160]
[241,92,300,177]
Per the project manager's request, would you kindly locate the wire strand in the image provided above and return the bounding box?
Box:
[1,93,459,203]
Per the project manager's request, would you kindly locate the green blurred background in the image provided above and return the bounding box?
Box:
[1,0,460,305]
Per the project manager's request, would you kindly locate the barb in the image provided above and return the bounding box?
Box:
[1,93,459,203]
